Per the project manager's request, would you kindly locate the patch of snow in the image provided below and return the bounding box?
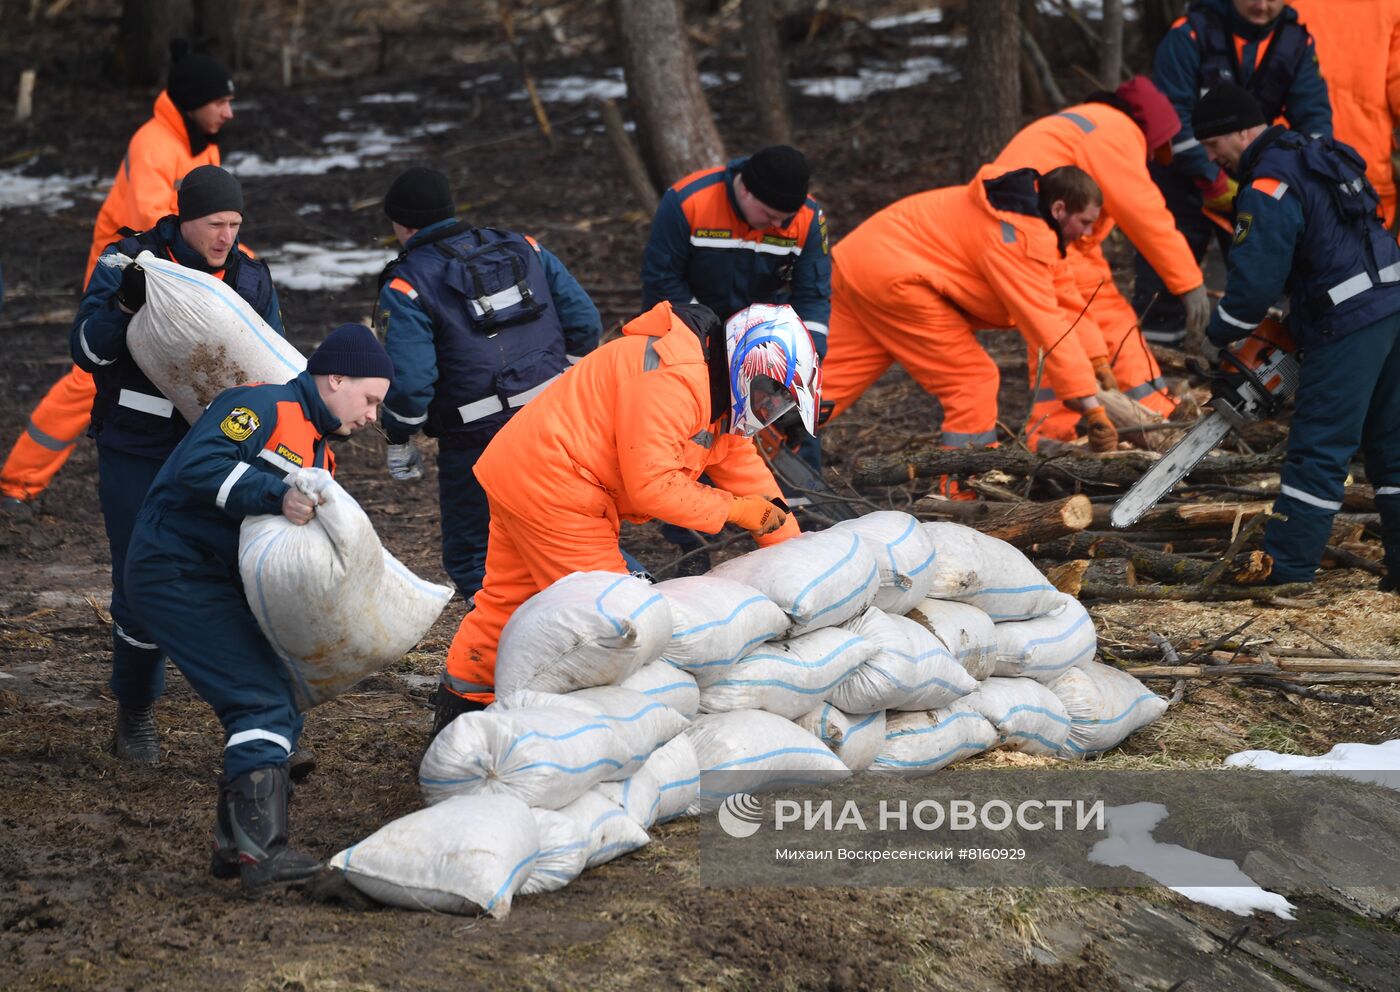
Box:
[908,34,964,48]
[224,151,367,177]
[264,242,397,292]
[1038,0,1139,20]
[1225,740,1400,791]
[337,108,356,122]
[870,8,944,29]
[1089,803,1296,919]
[0,168,101,211]
[515,67,738,104]
[461,72,504,89]
[296,204,323,216]
[790,55,952,103]
[359,92,419,104]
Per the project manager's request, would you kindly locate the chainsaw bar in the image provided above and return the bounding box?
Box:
[1108,412,1234,528]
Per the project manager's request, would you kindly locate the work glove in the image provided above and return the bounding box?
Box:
[1080,406,1119,453]
[1201,335,1224,367]
[1180,285,1211,346]
[116,263,146,314]
[386,441,424,481]
[727,494,788,536]
[1091,356,1118,392]
[1202,173,1239,214]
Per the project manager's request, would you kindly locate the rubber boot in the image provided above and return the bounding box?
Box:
[225,765,321,895]
[429,686,485,743]
[109,703,160,765]
[210,775,239,879]
[1381,573,1397,594]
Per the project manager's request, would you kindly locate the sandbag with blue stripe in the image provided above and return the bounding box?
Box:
[329,794,539,917]
[1049,661,1167,759]
[832,607,977,712]
[709,529,880,634]
[870,705,999,777]
[960,677,1071,756]
[695,625,878,719]
[796,704,887,771]
[830,511,939,614]
[920,522,1061,621]
[992,594,1098,684]
[685,710,849,814]
[556,790,649,868]
[653,576,788,681]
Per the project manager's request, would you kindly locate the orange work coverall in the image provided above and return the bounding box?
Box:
[821,165,1101,450]
[0,91,220,503]
[444,301,798,703]
[994,101,1203,439]
[1291,0,1400,227]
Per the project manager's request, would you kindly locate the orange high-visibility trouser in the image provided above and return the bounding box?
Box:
[822,273,1000,448]
[0,365,93,500]
[443,492,629,704]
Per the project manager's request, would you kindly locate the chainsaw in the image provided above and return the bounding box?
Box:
[755,421,859,525]
[1109,318,1301,528]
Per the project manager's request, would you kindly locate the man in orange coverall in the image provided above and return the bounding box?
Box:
[994,76,1212,443]
[0,45,234,514]
[820,164,1119,492]
[430,301,818,736]
[1291,0,1400,227]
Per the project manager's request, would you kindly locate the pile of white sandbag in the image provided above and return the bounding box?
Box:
[331,512,1166,915]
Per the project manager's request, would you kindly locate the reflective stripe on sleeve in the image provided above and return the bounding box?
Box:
[1216,305,1261,331]
[78,320,117,366]
[215,462,252,509]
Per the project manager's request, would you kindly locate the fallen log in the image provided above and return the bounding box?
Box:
[1096,388,1183,453]
[1127,665,1400,685]
[1047,559,1090,596]
[915,494,1092,547]
[1078,581,1313,602]
[856,448,1281,488]
[1322,544,1387,576]
[1088,535,1272,586]
[1089,500,1275,531]
[1211,654,1400,674]
[1083,557,1136,588]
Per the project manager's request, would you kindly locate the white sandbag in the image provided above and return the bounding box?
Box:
[238,467,453,710]
[796,704,887,772]
[595,766,663,829]
[870,706,1000,777]
[830,511,938,614]
[697,626,878,718]
[419,707,629,809]
[521,807,588,896]
[556,790,650,868]
[920,522,1061,621]
[1049,661,1168,759]
[620,660,700,720]
[328,794,537,917]
[644,733,701,822]
[685,710,849,814]
[116,250,306,422]
[961,677,1072,756]
[993,594,1098,684]
[495,571,672,695]
[832,608,977,712]
[709,529,880,634]
[905,598,997,680]
[491,685,688,778]
[654,576,790,677]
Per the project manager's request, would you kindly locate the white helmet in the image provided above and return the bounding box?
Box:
[724,303,822,437]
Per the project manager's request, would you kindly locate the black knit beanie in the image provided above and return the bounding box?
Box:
[177,165,243,220]
[384,167,455,228]
[1193,84,1267,140]
[307,324,396,381]
[739,145,810,213]
[167,45,234,112]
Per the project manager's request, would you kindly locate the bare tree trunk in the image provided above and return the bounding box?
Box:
[614,0,726,189]
[960,0,1022,180]
[741,0,791,146]
[114,0,191,86]
[1140,0,1184,55]
[193,0,241,71]
[1101,0,1124,86]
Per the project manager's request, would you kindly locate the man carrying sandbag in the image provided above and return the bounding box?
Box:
[431,301,815,737]
[70,165,283,766]
[124,324,393,894]
[373,166,603,604]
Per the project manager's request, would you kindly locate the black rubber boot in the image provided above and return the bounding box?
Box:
[288,746,317,783]
[429,686,485,743]
[210,775,239,879]
[1381,573,1398,594]
[225,765,321,895]
[109,703,160,765]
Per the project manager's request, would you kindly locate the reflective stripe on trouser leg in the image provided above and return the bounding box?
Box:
[1264,314,1400,582]
[98,447,167,707]
[0,365,95,499]
[123,521,301,781]
[446,492,631,703]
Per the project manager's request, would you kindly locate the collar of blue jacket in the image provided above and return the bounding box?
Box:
[288,369,345,438]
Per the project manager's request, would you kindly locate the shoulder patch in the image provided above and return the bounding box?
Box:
[1233,212,1253,246]
[220,407,260,441]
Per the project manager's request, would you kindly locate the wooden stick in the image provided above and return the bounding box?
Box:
[856,448,1283,488]
[1323,543,1387,576]
[916,494,1092,547]
[1079,581,1314,602]
[597,98,657,213]
[14,70,35,124]
[1240,677,1374,706]
[498,1,554,151]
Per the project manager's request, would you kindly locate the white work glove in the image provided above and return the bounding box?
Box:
[386,442,424,481]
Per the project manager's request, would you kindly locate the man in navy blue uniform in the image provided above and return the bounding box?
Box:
[641,145,831,570]
[70,165,283,766]
[125,324,393,893]
[1189,83,1400,590]
[374,167,602,603]
[1136,0,1331,346]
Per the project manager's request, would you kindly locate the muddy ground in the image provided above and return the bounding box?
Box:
[3,3,1400,990]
